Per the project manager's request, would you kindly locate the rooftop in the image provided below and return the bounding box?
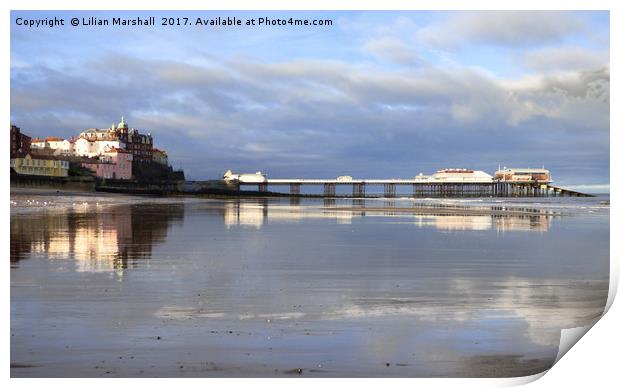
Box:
[19,153,69,161]
[495,168,549,173]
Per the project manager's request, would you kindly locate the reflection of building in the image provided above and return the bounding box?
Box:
[417,215,493,231]
[10,203,185,273]
[493,214,551,232]
[413,214,551,232]
[223,202,266,228]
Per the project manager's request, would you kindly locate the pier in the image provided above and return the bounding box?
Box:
[235,179,593,198]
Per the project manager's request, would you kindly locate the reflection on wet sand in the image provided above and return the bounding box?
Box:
[10,195,608,377]
[222,199,553,231]
[10,203,184,272]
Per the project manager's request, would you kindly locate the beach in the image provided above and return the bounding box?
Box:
[10,189,609,377]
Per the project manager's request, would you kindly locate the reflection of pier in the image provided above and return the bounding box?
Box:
[239,180,591,198]
[221,199,554,232]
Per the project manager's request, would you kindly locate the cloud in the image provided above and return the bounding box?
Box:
[362,36,418,66]
[499,67,610,129]
[419,11,585,48]
[325,277,607,348]
[519,46,609,72]
[10,41,608,182]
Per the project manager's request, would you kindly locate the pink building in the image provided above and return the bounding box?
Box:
[82,148,133,180]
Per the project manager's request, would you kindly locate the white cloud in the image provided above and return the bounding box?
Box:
[419,11,585,48]
[519,46,609,72]
[362,36,417,65]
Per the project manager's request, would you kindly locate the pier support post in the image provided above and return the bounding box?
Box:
[384,183,396,198]
[290,183,301,195]
[258,183,268,192]
[323,183,336,197]
[353,183,366,198]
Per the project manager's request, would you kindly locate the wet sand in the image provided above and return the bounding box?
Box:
[10,194,609,377]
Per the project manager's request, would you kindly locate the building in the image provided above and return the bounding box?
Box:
[76,124,126,157]
[152,148,168,165]
[77,117,153,163]
[10,118,166,179]
[494,168,551,183]
[73,136,124,158]
[80,128,119,141]
[81,148,133,180]
[30,138,47,150]
[114,117,153,163]
[10,124,31,157]
[25,117,160,163]
[416,168,494,183]
[10,153,69,177]
[30,136,74,156]
[223,170,266,183]
[46,137,73,156]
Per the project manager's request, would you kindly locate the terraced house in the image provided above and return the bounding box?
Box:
[10,153,69,177]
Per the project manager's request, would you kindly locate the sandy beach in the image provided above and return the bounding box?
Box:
[10,192,609,377]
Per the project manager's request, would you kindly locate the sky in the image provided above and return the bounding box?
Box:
[10,10,610,188]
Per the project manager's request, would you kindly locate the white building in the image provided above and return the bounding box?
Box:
[433,169,494,182]
[30,137,74,156]
[415,169,494,183]
[80,128,117,141]
[30,138,47,149]
[47,137,73,156]
[223,170,266,183]
[73,137,125,158]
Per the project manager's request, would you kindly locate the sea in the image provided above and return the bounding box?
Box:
[10,190,610,377]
